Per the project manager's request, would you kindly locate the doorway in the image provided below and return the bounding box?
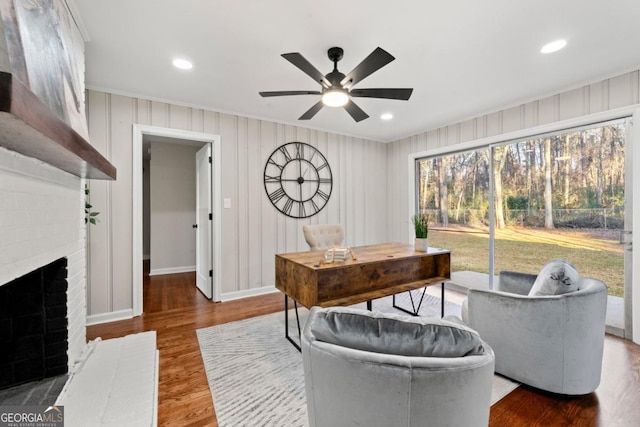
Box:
[132,125,222,316]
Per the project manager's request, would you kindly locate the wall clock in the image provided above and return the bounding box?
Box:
[264,142,333,218]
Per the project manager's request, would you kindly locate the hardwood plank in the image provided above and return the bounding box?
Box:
[87,264,640,426]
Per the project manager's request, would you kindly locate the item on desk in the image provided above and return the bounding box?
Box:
[323,246,356,263]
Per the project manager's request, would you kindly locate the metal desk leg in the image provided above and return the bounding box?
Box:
[284,295,302,352]
[392,282,446,317]
[392,287,428,316]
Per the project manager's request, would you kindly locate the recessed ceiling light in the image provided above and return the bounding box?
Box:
[381,113,393,120]
[172,58,193,70]
[541,39,567,54]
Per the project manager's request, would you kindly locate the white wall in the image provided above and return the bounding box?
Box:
[85,90,389,318]
[149,141,199,274]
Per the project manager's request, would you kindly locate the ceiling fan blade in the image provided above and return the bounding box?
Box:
[343,100,369,122]
[350,88,413,100]
[299,100,324,120]
[282,53,331,88]
[260,90,322,97]
[340,47,395,88]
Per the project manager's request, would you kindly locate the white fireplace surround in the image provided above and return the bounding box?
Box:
[0,146,87,371]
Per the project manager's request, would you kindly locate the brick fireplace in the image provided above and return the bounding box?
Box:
[0,0,117,405]
[0,146,88,382]
[0,0,116,397]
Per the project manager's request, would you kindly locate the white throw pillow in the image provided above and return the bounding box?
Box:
[528,259,580,296]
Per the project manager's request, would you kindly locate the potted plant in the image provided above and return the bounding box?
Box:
[412,213,429,251]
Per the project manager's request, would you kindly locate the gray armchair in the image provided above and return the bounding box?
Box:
[302,224,344,250]
[461,271,607,395]
[302,306,495,427]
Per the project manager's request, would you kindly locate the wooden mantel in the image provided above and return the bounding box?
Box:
[0,71,116,180]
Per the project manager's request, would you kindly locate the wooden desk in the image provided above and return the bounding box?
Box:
[276,242,451,308]
[275,243,451,349]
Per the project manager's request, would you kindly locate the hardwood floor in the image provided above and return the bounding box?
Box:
[87,267,640,426]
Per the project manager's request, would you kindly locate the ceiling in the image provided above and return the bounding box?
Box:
[73,0,640,142]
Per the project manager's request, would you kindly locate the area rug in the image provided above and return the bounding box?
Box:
[197,295,518,427]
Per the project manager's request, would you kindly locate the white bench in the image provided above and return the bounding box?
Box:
[56,331,159,427]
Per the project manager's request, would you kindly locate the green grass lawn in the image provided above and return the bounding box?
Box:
[428,225,624,297]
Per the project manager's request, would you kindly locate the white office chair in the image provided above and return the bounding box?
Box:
[302,224,344,250]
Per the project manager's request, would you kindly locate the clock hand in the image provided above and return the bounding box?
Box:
[298,159,304,201]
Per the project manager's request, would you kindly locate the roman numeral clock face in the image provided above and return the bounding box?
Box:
[264,142,333,218]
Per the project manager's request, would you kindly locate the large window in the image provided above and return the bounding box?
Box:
[416,121,626,297]
[416,148,491,274]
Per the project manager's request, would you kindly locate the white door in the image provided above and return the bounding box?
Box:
[195,144,213,299]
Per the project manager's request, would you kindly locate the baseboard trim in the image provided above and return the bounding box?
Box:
[221,285,279,302]
[86,308,134,326]
[605,324,625,338]
[148,265,196,276]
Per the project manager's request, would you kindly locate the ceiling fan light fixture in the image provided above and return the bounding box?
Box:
[259,47,412,121]
[322,89,349,107]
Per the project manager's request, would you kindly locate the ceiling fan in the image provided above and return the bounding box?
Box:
[259,47,413,122]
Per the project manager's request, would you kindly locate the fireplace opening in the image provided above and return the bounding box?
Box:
[0,258,69,394]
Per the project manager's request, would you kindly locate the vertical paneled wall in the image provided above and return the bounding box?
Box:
[386,70,640,244]
[85,90,388,317]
